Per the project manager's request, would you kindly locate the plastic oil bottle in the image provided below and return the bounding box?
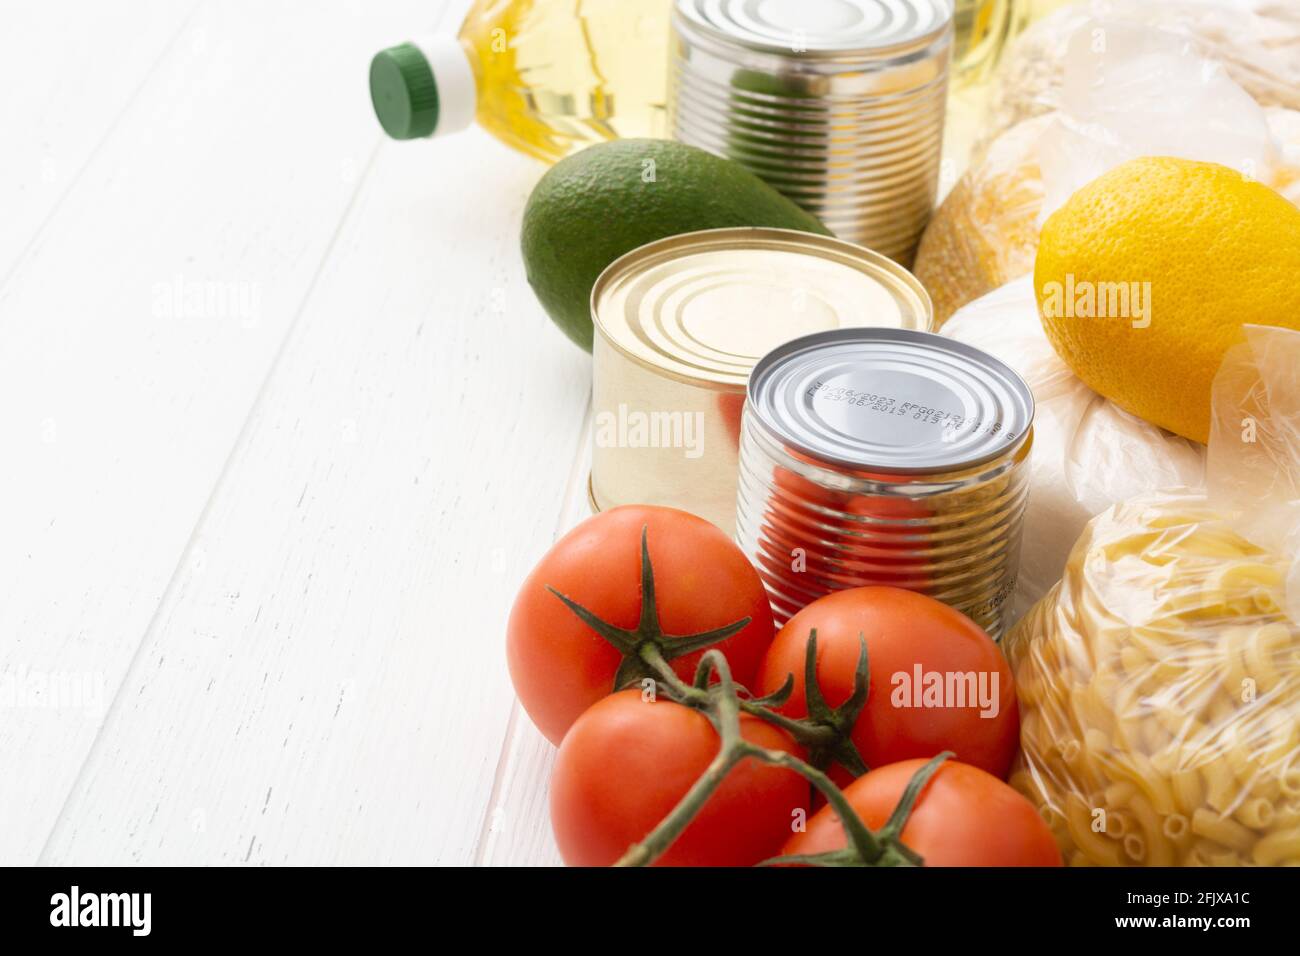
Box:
[943,0,1071,184]
[370,0,672,164]
[950,0,1013,89]
[951,0,1074,89]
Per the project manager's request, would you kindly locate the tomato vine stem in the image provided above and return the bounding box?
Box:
[551,524,951,868]
[547,526,868,767]
[614,649,951,867]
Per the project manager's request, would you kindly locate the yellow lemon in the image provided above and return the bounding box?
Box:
[1034,156,1300,444]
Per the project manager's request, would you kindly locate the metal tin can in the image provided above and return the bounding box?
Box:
[736,327,1033,638]
[669,0,953,265]
[590,227,932,534]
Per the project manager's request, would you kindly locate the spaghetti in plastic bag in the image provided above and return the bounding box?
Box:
[1005,326,1300,866]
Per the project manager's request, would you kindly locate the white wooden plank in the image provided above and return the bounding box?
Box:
[0,0,201,274]
[475,709,565,867]
[474,416,594,868]
[0,0,436,865]
[39,127,593,864]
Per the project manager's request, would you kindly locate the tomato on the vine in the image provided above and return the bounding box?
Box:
[781,758,1062,867]
[549,689,807,866]
[756,586,1018,782]
[507,505,775,744]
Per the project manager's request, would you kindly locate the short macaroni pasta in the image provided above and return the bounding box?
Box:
[1004,493,1300,866]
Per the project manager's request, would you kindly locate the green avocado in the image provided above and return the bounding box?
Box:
[521,138,831,351]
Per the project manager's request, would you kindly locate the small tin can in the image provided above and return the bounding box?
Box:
[590,227,932,535]
[736,327,1033,638]
[669,0,953,265]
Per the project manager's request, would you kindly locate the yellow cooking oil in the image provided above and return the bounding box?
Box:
[951,0,1071,89]
[944,0,1072,178]
[1007,0,1074,36]
[950,0,1012,88]
[371,0,672,164]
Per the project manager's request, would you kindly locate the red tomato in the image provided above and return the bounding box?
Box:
[716,391,745,448]
[757,457,935,606]
[781,759,1062,867]
[756,586,1017,783]
[550,690,808,866]
[507,505,776,744]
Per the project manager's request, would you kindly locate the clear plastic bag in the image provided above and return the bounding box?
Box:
[1033,17,1284,218]
[915,115,1051,327]
[990,0,1300,140]
[1004,326,1300,866]
[942,278,1205,623]
[917,20,1300,328]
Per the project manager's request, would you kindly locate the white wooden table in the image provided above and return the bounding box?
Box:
[1,0,579,866]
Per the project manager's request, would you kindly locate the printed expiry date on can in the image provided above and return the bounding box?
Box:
[807,381,1006,438]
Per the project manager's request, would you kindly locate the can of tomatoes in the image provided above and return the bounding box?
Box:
[669,0,953,265]
[589,228,932,535]
[736,327,1034,638]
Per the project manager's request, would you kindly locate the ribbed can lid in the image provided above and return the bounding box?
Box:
[592,228,932,388]
[674,0,953,57]
[748,328,1034,473]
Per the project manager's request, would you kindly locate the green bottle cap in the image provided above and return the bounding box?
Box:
[370,43,439,140]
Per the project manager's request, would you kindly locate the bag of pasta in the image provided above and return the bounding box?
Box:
[1005,325,1300,867]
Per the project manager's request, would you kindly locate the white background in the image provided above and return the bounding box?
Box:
[1,0,578,865]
